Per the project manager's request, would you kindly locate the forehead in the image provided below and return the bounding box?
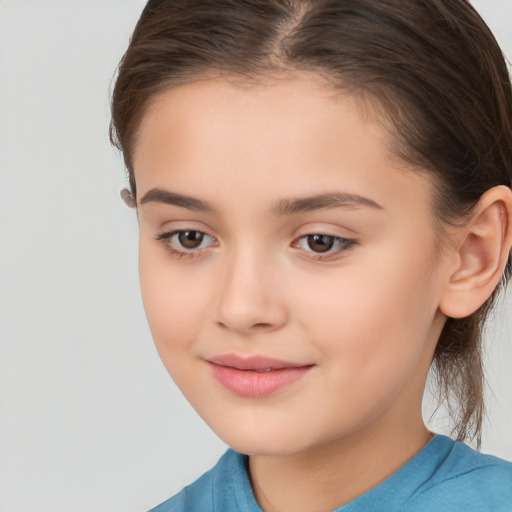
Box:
[134,71,386,168]
[133,72,431,217]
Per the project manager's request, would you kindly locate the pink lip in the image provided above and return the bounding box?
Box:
[206,354,313,398]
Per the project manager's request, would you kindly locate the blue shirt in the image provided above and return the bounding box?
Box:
[149,434,512,511]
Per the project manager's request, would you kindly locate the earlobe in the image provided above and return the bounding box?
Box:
[439,186,512,319]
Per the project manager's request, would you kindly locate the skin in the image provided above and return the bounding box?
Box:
[132,72,464,512]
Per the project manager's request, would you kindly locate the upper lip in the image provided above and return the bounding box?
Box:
[206,354,312,371]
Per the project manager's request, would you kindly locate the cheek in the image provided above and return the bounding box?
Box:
[285,261,437,437]
[138,244,209,362]
[294,244,439,380]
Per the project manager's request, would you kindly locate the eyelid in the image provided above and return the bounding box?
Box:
[292,221,359,238]
[161,230,217,248]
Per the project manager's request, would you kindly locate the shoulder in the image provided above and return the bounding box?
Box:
[147,467,214,512]
[411,438,512,511]
[147,449,251,512]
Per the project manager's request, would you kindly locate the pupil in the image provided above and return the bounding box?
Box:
[178,231,204,249]
[308,234,334,253]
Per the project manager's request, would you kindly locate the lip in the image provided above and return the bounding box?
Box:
[206,354,314,398]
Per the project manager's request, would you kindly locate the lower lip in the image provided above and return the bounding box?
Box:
[207,362,312,398]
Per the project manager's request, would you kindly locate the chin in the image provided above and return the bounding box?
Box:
[224,435,304,457]
[208,419,316,457]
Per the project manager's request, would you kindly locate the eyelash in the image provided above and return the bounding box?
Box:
[155,230,217,259]
[293,234,357,261]
[155,230,357,261]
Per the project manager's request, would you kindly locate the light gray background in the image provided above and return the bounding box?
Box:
[0,1,511,511]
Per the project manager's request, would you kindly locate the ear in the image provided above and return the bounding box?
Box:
[439,185,512,319]
[120,188,137,208]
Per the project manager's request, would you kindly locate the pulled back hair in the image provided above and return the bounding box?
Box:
[109,0,512,446]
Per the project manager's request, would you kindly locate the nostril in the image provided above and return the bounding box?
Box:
[253,322,273,330]
[218,321,272,331]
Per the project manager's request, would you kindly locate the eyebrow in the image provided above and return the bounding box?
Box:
[140,188,213,212]
[139,188,383,214]
[272,192,383,215]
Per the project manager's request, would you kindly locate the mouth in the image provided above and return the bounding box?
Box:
[206,354,314,398]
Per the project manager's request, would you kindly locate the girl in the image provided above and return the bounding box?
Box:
[110,1,512,510]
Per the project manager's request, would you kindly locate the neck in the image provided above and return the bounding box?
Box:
[248,414,432,512]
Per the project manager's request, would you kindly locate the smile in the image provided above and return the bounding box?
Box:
[206,354,314,398]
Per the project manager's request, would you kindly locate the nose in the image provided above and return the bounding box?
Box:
[215,246,288,335]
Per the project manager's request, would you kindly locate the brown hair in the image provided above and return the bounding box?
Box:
[109,0,512,446]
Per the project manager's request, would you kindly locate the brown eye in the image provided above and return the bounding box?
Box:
[178,230,204,249]
[306,234,335,253]
[294,233,357,259]
[156,229,216,258]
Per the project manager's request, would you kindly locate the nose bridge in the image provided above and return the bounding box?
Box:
[215,239,287,333]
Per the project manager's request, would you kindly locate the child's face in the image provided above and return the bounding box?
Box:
[133,72,451,456]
